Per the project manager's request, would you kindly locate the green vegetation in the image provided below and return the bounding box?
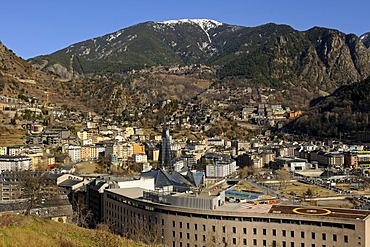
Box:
[291,76,370,137]
[0,214,148,247]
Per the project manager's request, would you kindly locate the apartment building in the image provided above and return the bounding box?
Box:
[104,189,370,247]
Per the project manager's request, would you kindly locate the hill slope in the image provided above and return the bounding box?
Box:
[0,41,88,110]
[290,76,370,137]
[0,214,147,247]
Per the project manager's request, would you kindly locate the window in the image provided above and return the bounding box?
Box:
[243,227,247,234]
[322,233,326,240]
[180,222,182,228]
[291,242,294,247]
[301,231,305,238]
[253,239,257,246]
[312,232,315,239]
[333,234,337,242]
[194,234,198,241]
[222,226,226,233]
[253,228,257,235]
[301,244,305,247]
[179,232,182,239]
[172,221,175,227]
[263,229,267,235]
[263,240,267,246]
[172,231,175,237]
[243,239,247,245]
[272,229,276,236]
[172,241,175,247]
[212,225,215,232]
[291,231,295,237]
[203,235,206,241]
[222,237,226,243]
[344,235,348,243]
[194,224,198,230]
[161,219,164,225]
[202,224,206,231]
[233,227,236,234]
[233,238,237,245]
[282,241,286,247]
[187,233,190,239]
[282,230,286,237]
[187,223,190,229]
[312,244,315,247]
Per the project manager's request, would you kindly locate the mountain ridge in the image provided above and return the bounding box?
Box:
[29,20,370,92]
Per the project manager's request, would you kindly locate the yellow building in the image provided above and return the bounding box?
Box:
[133,143,145,154]
[125,127,135,137]
[289,110,302,119]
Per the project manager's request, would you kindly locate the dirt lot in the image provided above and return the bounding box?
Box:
[272,181,338,198]
[75,161,98,173]
[233,180,263,193]
[303,199,355,208]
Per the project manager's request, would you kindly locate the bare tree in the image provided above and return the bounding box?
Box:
[240,165,259,178]
[68,192,92,228]
[19,171,53,215]
[124,215,162,246]
[277,168,290,189]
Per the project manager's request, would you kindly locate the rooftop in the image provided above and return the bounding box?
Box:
[107,188,370,220]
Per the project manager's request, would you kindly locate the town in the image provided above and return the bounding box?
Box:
[1,84,370,246]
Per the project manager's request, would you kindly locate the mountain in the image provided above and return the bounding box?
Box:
[30,19,370,91]
[290,76,370,137]
[0,41,88,110]
[360,32,370,48]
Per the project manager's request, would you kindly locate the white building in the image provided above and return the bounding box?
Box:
[0,156,31,171]
[68,145,81,163]
[132,153,147,163]
[117,177,154,191]
[7,146,24,156]
[0,147,7,156]
[206,159,236,178]
[207,137,224,147]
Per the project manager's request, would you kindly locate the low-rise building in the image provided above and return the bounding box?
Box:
[0,156,31,171]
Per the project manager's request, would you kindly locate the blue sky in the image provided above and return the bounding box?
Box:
[1,0,369,59]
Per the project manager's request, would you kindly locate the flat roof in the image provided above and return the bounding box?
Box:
[269,205,370,220]
[108,188,146,199]
[107,188,370,220]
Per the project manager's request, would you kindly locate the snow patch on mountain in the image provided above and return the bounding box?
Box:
[158,19,223,45]
[158,19,223,31]
[106,30,124,42]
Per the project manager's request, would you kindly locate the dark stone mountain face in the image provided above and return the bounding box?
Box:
[360,32,370,48]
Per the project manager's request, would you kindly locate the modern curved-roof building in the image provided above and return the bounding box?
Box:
[104,188,370,246]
